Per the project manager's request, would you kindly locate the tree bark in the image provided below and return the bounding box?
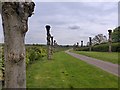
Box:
[1,2,35,88]
[51,36,53,56]
[89,37,92,51]
[46,25,51,60]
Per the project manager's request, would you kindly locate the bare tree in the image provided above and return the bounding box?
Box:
[1,1,35,88]
[92,34,107,45]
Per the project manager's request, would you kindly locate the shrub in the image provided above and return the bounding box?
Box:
[0,47,5,82]
[26,46,46,67]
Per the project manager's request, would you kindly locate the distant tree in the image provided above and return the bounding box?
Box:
[66,45,69,47]
[92,34,107,45]
[112,26,120,42]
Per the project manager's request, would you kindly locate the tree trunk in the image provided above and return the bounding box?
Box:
[1,2,35,88]
[51,36,53,56]
[47,45,51,60]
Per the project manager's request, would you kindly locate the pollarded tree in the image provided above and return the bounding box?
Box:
[1,1,35,88]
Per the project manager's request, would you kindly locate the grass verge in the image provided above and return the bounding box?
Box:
[73,51,119,64]
[27,51,118,88]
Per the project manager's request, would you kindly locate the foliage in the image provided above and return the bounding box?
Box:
[112,26,120,42]
[0,45,46,81]
[0,45,47,69]
[77,43,120,52]
[27,51,118,88]
[76,46,89,51]
[0,46,4,81]
[92,43,120,52]
[26,46,46,67]
[92,43,109,52]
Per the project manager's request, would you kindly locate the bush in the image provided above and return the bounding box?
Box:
[0,47,5,82]
[26,46,46,67]
[0,46,47,69]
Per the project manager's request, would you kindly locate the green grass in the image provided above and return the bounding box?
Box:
[0,46,3,80]
[73,51,119,64]
[27,51,118,88]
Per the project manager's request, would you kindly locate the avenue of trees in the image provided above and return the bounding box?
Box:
[75,26,120,52]
[86,26,120,46]
[0,1,119,88]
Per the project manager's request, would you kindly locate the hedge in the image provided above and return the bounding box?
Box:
[77,43,120,52]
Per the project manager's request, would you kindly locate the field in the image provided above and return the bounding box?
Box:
[73,51,119,64]
[27,51,118,88]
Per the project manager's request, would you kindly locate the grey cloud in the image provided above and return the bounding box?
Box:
[68,25,80,30]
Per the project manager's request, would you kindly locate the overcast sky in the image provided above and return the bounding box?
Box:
[0,0,119,45]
